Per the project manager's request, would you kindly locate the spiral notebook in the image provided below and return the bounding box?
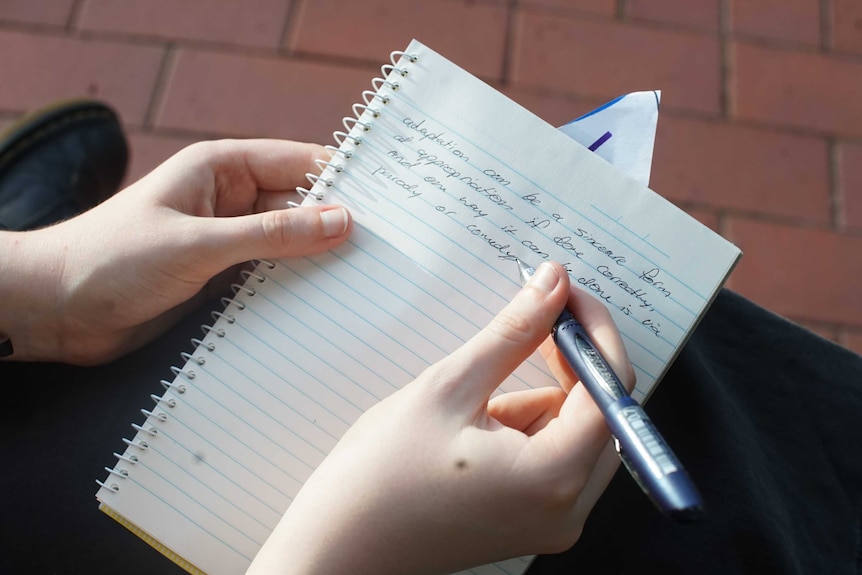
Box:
[96,39,741,575]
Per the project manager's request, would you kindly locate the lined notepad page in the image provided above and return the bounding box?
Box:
[97,40,739,575]
[310,40,739,401]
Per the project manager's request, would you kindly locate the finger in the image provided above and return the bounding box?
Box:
[254,190,305,212]
[524,377,613,488]
[487,387,567,435]
[193,205,352,269]
[206,139,327,191]
[428,262,569,410]
[162,140,328,217]
[539,286,636,395]
[538,335,579,394]
[523,286,636,480]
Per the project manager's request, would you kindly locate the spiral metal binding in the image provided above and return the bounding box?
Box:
[352,103,380,119]
[98,47,419,500]
[294,187,324,202]
[314,158,343,174]
[104,466,130,478]
[332,130,363,148]
[305,173,334,188]
[151,393,176,408]
[160,379,186,394]
[324,144,352,159]
[201,324,225,338]
[342,116,372,134]
[370,77,400,93]
[230,282,256,297]
[141,408,168,423]
[115,452,139,464]
[96,481,120,492]
[380,63,409,78]
[362,90,390,106]
[293,48,418,207]
[171,365,196,381]
[181,351,205,366]
[99,451,136,490]
[210,310,235,325]
[96,466,127,492]
[253,258,277,270]
[122,437,148,450]
[241,269,266,283]
[191,337,216,351]
[390,50,418,64]
[131,423,158,437]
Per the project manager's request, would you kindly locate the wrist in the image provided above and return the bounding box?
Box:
[0,229,65,362]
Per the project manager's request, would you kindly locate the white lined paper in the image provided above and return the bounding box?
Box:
[97,40,740,575]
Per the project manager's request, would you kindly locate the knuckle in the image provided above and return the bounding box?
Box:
[413,361,460,397]
[489,309,536,346]
[259,210,293,250]
[525,458,590,514]
[538,524,584,555]
[541,474,585,512]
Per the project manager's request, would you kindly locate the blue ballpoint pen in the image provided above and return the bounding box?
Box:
[517,259,703,523]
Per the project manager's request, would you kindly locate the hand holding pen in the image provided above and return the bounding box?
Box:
[253,260,675,573]
[518,259,703,523]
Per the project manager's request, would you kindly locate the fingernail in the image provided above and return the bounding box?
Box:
[528,262,559,293]
[320,207,348,237]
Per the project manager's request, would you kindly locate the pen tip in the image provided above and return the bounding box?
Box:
[515,258,533,283]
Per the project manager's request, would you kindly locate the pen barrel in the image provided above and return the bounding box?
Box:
[552,311,628,412]
[550,306,702,521]
[607,398,702,521]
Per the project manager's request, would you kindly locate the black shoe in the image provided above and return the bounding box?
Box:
[0,99,128,231]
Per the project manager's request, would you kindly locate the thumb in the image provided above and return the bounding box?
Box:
[194,205,352,268]
[431,261,570,410]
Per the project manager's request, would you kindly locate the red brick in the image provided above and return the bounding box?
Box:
[512,12,721,114]
[837,142,862,230]
[502,87,605,127]
[77,0,290,49]
[733,42,862,137]
[0,30,163,125]
[520,0,616,17]
[124,131,199,185]
[0,0,74,26]
[841,328,862,356]
[729,0,821,46]
[289,0,508,82]
[833,0,862,55]
[628,0,720,32]
[156,49,373,143]
[725,217,862,325]
[652,116,831,222]
[793,320,840,343]
[678,205,720,232]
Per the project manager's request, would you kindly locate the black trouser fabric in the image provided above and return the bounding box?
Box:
[2,290,860,574]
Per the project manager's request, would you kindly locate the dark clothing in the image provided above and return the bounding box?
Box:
[2,290,861,574]
[532,290,862,574]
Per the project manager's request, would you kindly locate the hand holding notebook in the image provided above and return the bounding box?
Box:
[247,261,633,575]
[0,140,352,365]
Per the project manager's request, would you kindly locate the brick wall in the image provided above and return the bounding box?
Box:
[1,0,860,354]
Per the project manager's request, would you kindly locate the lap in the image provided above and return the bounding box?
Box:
[3,290,860,574]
